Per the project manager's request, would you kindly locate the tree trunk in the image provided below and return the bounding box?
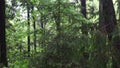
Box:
[32,6,36,52]
[53,0,61,36]
[27,2,30,57]
[40,14,46,48]
[99,0,117,40]
[80,0,88,68]
[0,0,8,67]
[80,0,88,35]
[99,0,120,68]
[80,0,86,18]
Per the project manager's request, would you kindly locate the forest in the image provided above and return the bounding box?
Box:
[0,0,120,68]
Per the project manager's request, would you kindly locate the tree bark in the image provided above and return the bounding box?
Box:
[80,0,88,35]
[99,0,117,40]
[80,0,86,18]
[0,0,8,67]
[27,2,30,57]
[99,0,120,68]
[55,0,61,35]
[32,6,36,52]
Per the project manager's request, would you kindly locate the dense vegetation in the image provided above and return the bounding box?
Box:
[0,0,120,68]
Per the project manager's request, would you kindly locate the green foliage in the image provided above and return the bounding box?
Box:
[5,0,120,68]
[9,59,28,68]
[29,33,86,68]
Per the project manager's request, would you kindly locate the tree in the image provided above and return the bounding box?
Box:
[80,0,86,18]
[0,0,8,67]
[99,0,117,40]
[27,1,30,57]
[4,0,120,67]
[99,0,120,67]
[54,0,61,36]
[80,0,88,35]
[80,0,88,68]
[32,6,37,52]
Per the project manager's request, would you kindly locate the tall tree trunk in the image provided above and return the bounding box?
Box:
[99,0,117,40]
[80,0,88,68]
[0,0,8,67]
[33,14,36,52]
[40,15,46,48]
[80,0,86,18]
[32,7,36,52]
[99,0,120,68]
[27,2,30,57]
[53,0,61,36]
[80,0,88,35]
